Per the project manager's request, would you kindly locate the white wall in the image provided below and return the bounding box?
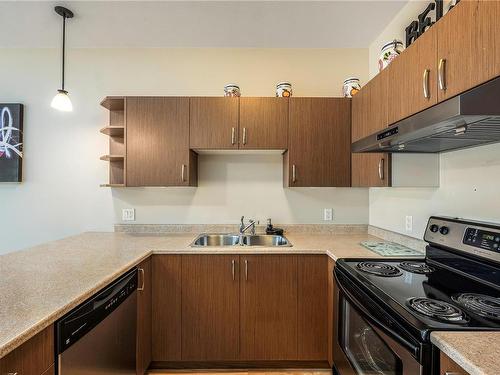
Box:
[368,1,500,238]
[0,48,369,254]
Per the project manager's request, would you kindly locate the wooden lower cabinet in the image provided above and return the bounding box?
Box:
[0,325,54,375]
[181,255,240,361]
[137,257,152,375]
[150,254,331,367]
[240,255,298,360]
[440,351,468,375]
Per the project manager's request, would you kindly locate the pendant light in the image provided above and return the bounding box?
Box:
[51,6,74,112]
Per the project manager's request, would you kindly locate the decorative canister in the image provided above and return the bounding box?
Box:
[224,84,241,97]
[276,82,292,97]
[342,77,361,98]
[378,40,404,72]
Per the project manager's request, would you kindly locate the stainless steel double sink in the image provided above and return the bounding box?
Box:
[190,234,292,247]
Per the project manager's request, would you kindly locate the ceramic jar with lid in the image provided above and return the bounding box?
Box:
[378,40,404,72]
[342,77,361,98]
[224,84,241,97]
[276,82,292,97]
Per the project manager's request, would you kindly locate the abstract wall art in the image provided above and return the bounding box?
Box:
[0,104,24,182]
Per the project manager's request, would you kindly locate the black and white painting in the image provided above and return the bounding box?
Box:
[0,104,23,182]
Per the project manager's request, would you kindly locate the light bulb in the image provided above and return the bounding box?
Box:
[51,89,73,112]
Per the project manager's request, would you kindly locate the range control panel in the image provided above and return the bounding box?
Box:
[424,216,500,263]
[463,228,500,252]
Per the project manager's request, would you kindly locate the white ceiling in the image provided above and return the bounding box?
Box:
[0,1,408,48]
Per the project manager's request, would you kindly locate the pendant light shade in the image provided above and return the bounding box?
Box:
[51,89,73,111]
[52,6,74,111]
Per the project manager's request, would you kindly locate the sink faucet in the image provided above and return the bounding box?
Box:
[239,216,256,245]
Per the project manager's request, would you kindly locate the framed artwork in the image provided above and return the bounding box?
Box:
[0,104,24,182]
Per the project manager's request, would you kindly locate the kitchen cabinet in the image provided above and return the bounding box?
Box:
[0,325,54,375]
[189,97,239,149]
[351,71,391,187]
[126,97,197,187]
[297,255,329,361]
[240,255,298,360]
[137,258,152,375]
[239,98,288,149]
[437,0,499,102]
[440,351,468,375]
[387,25,438,125]
[152,255,182,362]
[181,255,240,361]
[285,98,351,187]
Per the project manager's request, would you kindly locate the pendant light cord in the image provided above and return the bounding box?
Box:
[61,15,66,91]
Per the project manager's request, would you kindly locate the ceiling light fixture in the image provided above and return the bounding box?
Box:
[51,6,74,112]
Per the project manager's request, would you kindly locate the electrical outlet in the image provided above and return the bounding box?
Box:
[405,215,413,232]
[122,208,135,221]
[324,208,333,221]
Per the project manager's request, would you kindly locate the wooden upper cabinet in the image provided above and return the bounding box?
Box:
[240,255,298,360]
[239,98,288,149]
[387,25,438,125]
[181,255,240,361]
[286,98,351,187]
[190,97,239,149]
[137,257,152,375]
[437,0,500,101]
[126,97,195,187]
[351,74,391,188]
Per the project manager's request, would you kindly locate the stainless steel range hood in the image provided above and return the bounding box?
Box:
[352,77,500,153]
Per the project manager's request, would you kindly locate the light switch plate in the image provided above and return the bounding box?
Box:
[122,208,135,221]
[405,215,413,232]
[324,208,333,221]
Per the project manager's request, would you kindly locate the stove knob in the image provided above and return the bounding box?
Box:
[430,224,439,233]
[440,226,450,235]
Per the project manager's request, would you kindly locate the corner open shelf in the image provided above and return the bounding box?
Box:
[100,97,126,187]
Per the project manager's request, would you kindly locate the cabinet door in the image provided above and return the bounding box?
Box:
[126,97,193,187]
[181,255,240,360]
[137,257,152,375]
[440,351,467,375]
[0,325,54,375]
[239,98,288,149]
[297,255,329,362]
[190,97,239,149]
[352,153,391,187]
[287,98,351,187]
[387,25,438,125]
[152,255,182,361]
[240,255,298,360]
[437,0,500,101]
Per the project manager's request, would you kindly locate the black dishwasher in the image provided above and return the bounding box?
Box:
[55,268,138,375]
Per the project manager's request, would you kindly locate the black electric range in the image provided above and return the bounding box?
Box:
[333,216,500,375]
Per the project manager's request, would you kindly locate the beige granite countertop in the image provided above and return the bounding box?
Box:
[431,331,500,375]
[0,231,400,358]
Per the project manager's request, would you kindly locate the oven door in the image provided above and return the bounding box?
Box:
[333,268,423,375]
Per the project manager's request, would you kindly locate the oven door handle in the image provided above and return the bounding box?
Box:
[335,270,420,358]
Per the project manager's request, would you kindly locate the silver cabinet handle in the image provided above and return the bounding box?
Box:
[138,268,145,291]
[244,259,248,281]
[438,58,447,91]
[181,164,186,182]
[7,373,18,375]
[292,164,297,183]
[378,158,385,181]
[231,259,235,281]
[423,69,430,99]
[231,127,236,145]
[444,372,462,375]
[242,127,247,145]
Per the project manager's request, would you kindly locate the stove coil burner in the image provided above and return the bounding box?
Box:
[356,262,402,277]
[407,297,469,324]
[399,261,435,274]
[453,293,500,321]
